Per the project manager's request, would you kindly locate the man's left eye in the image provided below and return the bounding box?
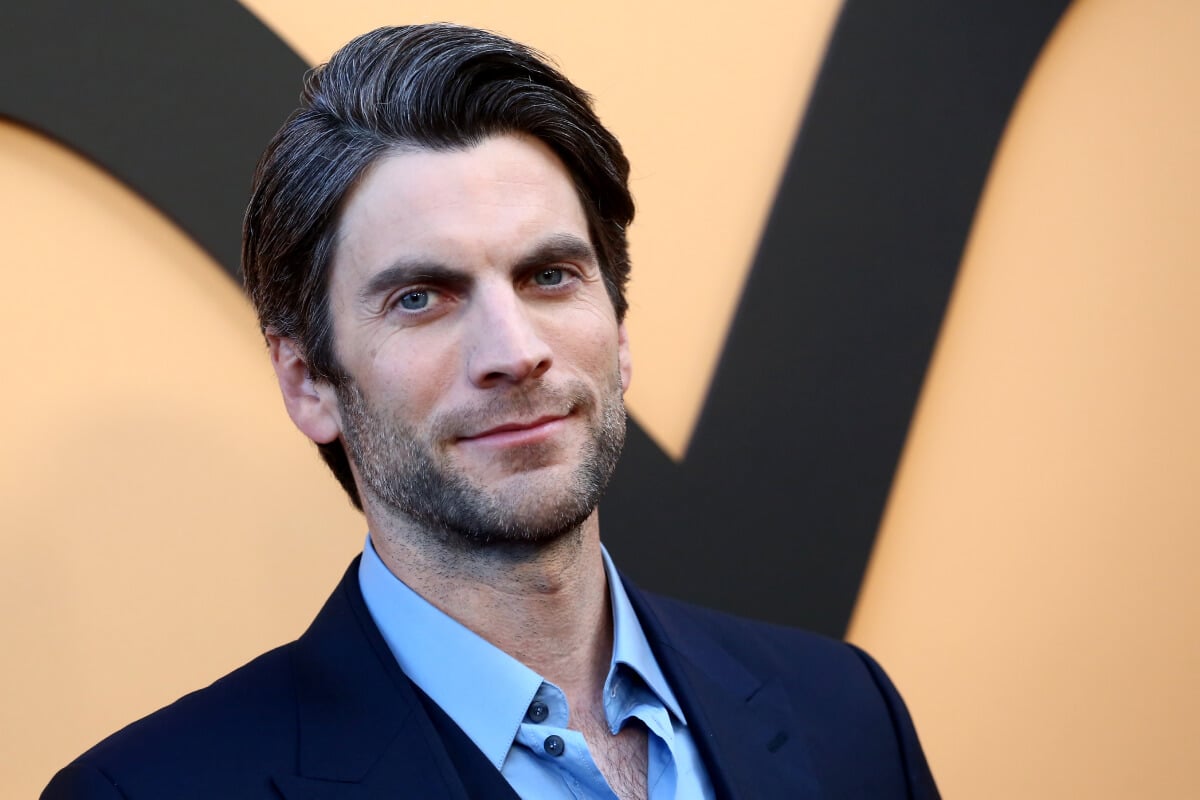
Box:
[533,268,565,286]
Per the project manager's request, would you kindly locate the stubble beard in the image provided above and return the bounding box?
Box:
[335,375,626,548]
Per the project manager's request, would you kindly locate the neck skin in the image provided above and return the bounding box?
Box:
[367,506,613,718]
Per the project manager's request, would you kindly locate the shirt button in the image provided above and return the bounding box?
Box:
[527,700,550,723]
[543,734,566,757]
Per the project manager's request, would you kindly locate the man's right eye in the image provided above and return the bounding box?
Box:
[398,290,429,310]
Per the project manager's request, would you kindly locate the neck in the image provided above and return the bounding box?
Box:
[367,509,613,710]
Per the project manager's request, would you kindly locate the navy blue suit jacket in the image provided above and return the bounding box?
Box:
[43,559,939,798]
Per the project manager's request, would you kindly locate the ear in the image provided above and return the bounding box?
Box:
[617,321,632,394]
[267,334,342,444]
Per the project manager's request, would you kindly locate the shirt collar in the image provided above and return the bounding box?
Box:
[358,536,539,770]
[357,535,686,769]
[601,547,686,723]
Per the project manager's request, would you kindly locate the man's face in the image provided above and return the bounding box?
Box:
[318,134,631,544]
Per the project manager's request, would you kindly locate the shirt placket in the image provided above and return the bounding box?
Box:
[513,682,620,800]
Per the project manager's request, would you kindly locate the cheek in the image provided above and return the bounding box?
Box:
[556,322,623,380]
[549,294,622,361]
[364,335,463,415]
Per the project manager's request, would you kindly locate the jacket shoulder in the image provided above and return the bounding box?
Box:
[633,589,940,798]
[635,588,856,669]
[43,643,298,799]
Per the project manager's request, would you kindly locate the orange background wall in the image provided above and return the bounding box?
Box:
[849,2,1200,795]
[2,1,1197,797]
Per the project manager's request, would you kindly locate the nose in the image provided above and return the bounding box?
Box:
[466,286,553,387]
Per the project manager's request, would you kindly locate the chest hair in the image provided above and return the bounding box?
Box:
[577,703,649,800]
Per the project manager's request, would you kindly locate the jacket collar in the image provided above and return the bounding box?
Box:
[272,557,517,800]
[622,578,823,800]
[270,558,822,799]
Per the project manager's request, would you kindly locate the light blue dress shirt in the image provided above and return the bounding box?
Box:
[358,536,715,799]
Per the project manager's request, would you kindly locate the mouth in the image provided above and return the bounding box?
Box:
[457,414,570,447]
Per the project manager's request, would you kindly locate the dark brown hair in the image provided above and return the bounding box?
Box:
[242,24,634,509]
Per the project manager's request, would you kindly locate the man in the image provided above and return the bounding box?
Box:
[44,24,938,799]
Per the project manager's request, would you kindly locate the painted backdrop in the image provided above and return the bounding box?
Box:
[2,1,1197,797]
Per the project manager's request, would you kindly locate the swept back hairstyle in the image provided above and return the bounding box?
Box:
[242,24,634,509]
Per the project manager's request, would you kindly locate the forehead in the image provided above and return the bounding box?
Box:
[331,134,591,280]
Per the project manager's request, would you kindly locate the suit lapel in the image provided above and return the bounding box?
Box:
[624,580,824,800]
[272,558,515,800]
[271,560,826,798]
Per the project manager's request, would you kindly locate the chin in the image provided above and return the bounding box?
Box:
[447,490,598,548]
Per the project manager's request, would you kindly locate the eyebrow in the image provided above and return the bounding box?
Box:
[358,233,599,304]
[512,233,598,273]
[358,261,468,304]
